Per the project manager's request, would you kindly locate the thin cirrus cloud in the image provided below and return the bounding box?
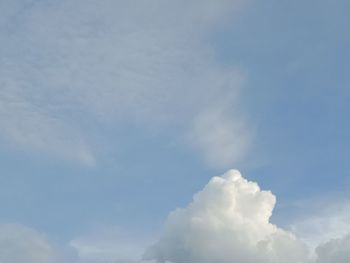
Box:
[4,170,350,263]
[69,225,152,263]
[0,223,55,263]
[290,199,350,254]
[0,87,96,165]
[0,0,250,168]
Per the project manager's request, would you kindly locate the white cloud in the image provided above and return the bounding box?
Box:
[70,225,152,263]
[66,170,350,263]
[0,223,56,263]
[3,171,350,263]
[0,0,250,167]
[143,170,310,263]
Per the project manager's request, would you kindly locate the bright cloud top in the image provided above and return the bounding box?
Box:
[144,170,310,263]
[142,170,350,263]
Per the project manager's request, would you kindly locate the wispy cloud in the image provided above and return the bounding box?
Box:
[290,200,350,254]
[0,223,55,263]
[189,106,252,168]
[0,0,250,167]
[0,84,95,165]
[69,225,152,263]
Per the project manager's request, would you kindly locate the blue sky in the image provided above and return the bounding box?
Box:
[1,0,350,262]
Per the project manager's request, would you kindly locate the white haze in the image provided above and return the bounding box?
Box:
[0,0,249,168]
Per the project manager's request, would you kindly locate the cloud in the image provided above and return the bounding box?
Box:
[189,107,252,168]
[65,170,350,263]
[0,0,250,167]
[316,234,350,263]
[70,225,152,263]
[0,86,95,165]
[289,199,350,253]
[2,171,350,263]
[143,170,310,263]
[0,223,56,263]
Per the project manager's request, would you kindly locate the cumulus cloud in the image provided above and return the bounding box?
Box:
[0,223,56,263]
[65,170,350,263]
[0,0,249,167]
[2,171,350,263]
[143,170,310,263]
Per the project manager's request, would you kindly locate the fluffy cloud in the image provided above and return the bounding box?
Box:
[2,171,350,263]
[67,170,350,263]
[143,170,310,263]
[0,0,249,167]
[0,223,56,263]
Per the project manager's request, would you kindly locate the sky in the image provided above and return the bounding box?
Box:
[0,0,350,262]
